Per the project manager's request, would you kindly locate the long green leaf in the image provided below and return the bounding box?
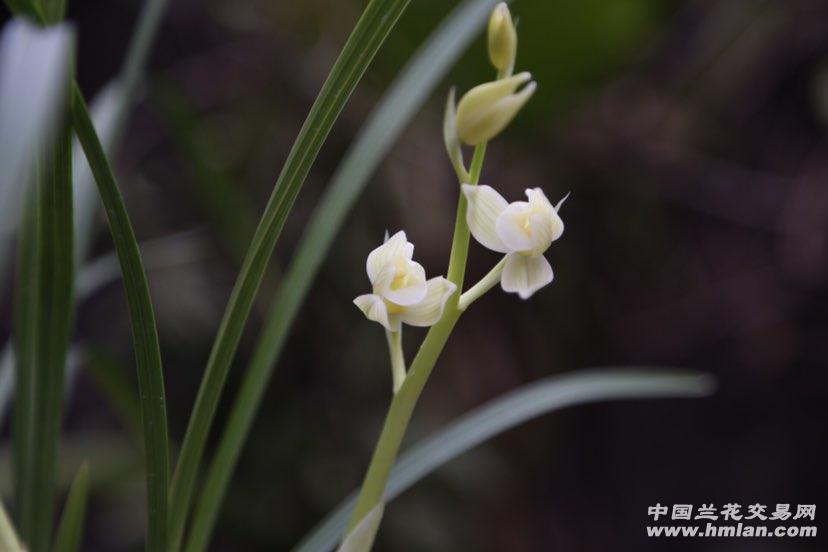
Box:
[184,1,503,549]
[53,462,90,552]
[13,119,75,552]
[70,84,169,551]
[168,0,411,548]
[294,368,716,552]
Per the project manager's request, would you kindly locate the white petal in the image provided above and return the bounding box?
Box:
[501,253,554,299]
[462,184,510,253]
[353,294,392,331]
[526,187,553,212]
[495,201,535,252]
[526,188,564,243]
[399,277,457,327]
[366,230,413,284]
[375,259,428,306]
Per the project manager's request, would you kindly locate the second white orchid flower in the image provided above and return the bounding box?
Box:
[462,185,566,300]
[353,231,457,332]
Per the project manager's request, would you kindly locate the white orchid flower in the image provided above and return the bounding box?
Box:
[462,185,566,300]
[354,231,457,332]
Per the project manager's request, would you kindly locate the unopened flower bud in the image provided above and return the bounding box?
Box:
[455,72,536,145]
[487,3,517,75]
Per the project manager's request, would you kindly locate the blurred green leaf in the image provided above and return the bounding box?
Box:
[2,0,43,23]
[0,229,204,432]
[0,434,140,497]
[38,0,66,25]
[13,120,75,552]
[53,462,90,552]
[0,0,171,405]
[295,368,715,552]
[2,0,168,290]
[169,0,413,549]
[70,84,170,551]
[183,1,503,549]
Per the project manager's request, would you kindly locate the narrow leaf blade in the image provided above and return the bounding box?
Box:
[53,462,90,552]
[70,84,170,551]
[13,120,75,550]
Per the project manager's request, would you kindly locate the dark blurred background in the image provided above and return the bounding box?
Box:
[3,0,828,550]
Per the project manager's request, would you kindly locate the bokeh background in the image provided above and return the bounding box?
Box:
[3,0,828,550]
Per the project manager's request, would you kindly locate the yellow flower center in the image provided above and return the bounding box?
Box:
[385,300,405,314]
[390,270,410,290]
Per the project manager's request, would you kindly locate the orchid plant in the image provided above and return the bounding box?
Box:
[0,0,714,549]
[345,3,569,548]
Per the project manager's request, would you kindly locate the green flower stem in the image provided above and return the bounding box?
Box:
[458,255,507,310]
[345,141,488,535]
[385,330,406,393]
[445,142,487,285]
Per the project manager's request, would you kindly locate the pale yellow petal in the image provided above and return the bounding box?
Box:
[494,201,535,252]
[462,184,509,253]
[501,253,554,299]
[399,277,457,327]
[375,259,428,306]
[365,230,413,284]
[353,294,392,331]
[526,187,564,243]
